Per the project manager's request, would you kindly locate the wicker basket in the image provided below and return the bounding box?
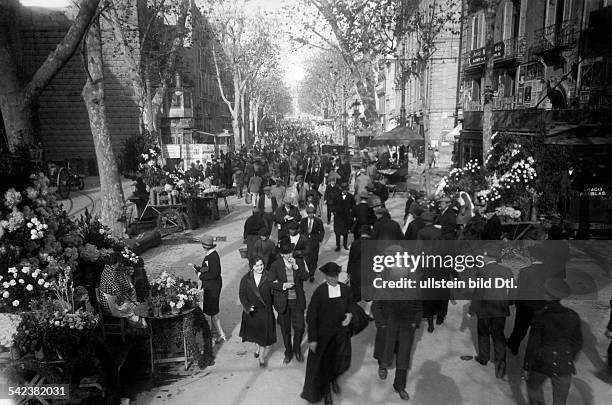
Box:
[239,246,248,259]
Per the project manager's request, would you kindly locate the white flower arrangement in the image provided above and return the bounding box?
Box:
[164,184,174,192]
[495,206,522,219]
[3,188,22,209]
[26,217,48,240]
[0,313,22,349]
[121,247,139,265]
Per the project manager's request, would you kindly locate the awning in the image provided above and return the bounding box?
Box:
[544,123,612,146]
[192,130,216,137]
[214,131,233,137]
[372,125,424,146]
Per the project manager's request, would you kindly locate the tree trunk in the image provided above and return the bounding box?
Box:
[82,18,125,237]
[231,75,242,147]
[0,0,100,151]
[352,58,378,129]
[240,90,246,148]
[420,65,431,196]
[481,3,499,166]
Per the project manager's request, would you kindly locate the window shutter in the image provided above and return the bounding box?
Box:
[503,2,514,40]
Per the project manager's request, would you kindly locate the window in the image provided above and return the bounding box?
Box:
[184,91,192,108]
[171,93,182,108]
[502,1,514,40]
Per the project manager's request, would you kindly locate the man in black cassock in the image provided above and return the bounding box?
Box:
[301,262,352,405]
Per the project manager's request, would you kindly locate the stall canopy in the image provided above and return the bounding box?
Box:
[372,125,424,146]
[544,123,612,146]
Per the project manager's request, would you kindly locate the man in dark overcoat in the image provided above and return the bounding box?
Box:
[275,196,301,241]
[372,299,422,401]
[269,242,310,364]
[524,278,582,405]
[372,207,404,240]
[435,195,457,240]
[469,244,515,379]
[250,227,277,270]
[332,183,355,251]
[300,205,325,282]
[352,190,376,239]
[404,206,425,240]
[324,180,341,224]
[244,208,266,257]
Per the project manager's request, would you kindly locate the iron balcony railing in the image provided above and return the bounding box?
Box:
[532,19,578,54]
[467,37,526,67]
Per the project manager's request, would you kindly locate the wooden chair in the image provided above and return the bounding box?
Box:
[95,288,127,343]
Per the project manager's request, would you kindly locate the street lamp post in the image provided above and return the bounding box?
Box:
[399,38,407,127]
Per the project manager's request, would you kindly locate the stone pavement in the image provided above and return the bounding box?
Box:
[133,194,612,405]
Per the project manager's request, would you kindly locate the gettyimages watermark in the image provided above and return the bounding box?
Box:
[359,240,612,301]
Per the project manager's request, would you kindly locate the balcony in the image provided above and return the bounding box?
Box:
[531,19,578,55]
[465,37,526,72]
[463,96,517,112]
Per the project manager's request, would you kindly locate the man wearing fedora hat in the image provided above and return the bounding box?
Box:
[524,278,582,405]
[332,183,355,252]
[434,195,457,240]
[294,174,311,209]
[372,207,404,241]
[352,191,376,240]
[192,235,226,343]
[270,178,287,212]
[269,241,310,364]
[300,205,325,283]
[469,244,514,378]
[324,179,341,225]
[275,196,301,241]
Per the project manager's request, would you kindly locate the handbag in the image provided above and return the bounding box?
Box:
[348,303,369,336]
[245,193,252,204]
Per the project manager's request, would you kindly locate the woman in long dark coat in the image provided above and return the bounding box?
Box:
[301,263,353,405]
[239,257,276,367]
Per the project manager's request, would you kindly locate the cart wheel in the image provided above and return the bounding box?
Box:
[56,167,70,199]
[4,359,62,404]
[157,208,186,234]
[77,177,85,190]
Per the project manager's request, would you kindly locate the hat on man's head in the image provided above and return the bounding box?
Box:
[439,196,452,203]
[283,196,294,205]
[543,278,571,300]
[258,227,269,237]
[296,175,304,180]
[263,186,272,192]
[421,210,436,222]
[287,221,300,230]
[340,183,349,191]
[319,262,341,276]
[200,235,216,249]
[279,242,293,255]
[306,205,316,213]
[359,190,369,199]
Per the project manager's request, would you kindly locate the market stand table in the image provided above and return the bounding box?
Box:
[146,307,195,373]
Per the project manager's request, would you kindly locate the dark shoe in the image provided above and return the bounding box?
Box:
[309,276,314,283]
[259,359,267,368]
[436,315,445,325]
[495,361,506,378]
[295,351,304,362]
[324,392,333,405]
[283,353,292,364]
[335,246,341,252]
[395,388,410,401]
[378,367,388,380]
[254,352,259,358]
[475,356,487,366]
[427,318,434,333]
[343,245,349,251]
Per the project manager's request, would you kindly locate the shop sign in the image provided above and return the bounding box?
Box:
[163,145,181,159]
[493,41,505,58]
[580,186,608,197]
[470,47,486,65]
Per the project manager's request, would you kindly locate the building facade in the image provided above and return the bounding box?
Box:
[379,0,460,145]
[457,0,612,164]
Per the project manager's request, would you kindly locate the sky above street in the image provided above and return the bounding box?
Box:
[20,0,308,88]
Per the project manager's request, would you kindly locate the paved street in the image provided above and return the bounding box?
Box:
[133,195,612,405]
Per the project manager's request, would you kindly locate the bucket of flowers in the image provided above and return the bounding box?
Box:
[0,313,22,361]
[495,206,522,222]
[149,271,200,316]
